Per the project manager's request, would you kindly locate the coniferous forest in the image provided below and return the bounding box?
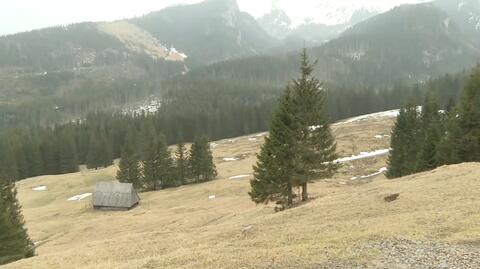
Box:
[387,66,480,178]
[0,68,470,183]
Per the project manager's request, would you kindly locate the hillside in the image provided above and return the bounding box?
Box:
[188,1,480,87]
[131,0,275,66]
[3,113,480,269]
[1,0,479,130]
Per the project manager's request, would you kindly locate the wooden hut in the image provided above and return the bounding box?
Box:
[93,181,140,211]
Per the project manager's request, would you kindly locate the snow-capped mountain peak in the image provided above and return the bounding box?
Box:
[251,0,430,27]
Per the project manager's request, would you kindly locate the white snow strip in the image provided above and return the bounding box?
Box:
[360,167,388,179]
[33,186,47,191]
[334,149,390,163]
[208,195,216,200]
[223,157,239,162]
[248,138,257,142]
[337,109,400,125]
[67,193,92,201]
[229,175,250,180]
[374,135,384,139]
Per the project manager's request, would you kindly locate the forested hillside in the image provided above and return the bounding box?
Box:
[0,0,478,130]
[132,0,275,66]
[189,3,480,87]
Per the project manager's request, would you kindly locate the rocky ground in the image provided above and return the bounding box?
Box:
[318,238,480,269]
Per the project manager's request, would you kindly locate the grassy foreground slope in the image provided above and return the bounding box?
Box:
[3,115,480,269]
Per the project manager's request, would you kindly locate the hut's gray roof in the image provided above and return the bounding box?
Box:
[93,181,139,209]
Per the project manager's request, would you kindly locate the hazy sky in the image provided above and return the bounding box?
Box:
[0,0,427,36]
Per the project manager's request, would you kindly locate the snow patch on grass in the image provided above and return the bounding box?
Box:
[229,175,250,180]
[337,110,400,125]
[67,193,92,201]
[33,186,47,191]
[334,149,390,163]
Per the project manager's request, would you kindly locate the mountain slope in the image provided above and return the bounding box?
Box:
[191,2,480,87]
[4,115,480,269]
[434,0,480,44]
[314,3,480,85]
[132,0,275,65]
[0,0,277,126]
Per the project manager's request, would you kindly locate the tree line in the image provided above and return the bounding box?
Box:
[0,69,468,182]
[117,135,217,191]
[387,65,480,178]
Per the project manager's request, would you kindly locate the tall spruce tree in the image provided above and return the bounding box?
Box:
[142,135,174,190]
[290,49,339,201]
[57,133,79,174]
[416,93,442,172]
[86,136,101,170]
[455,66,480,162]
[116,136,142,189]
[250,50,339,207]
[174,142,188,185]
[189,137,217,183]
[0,173,34,265]
[386,103,421,178]
[436,106,462,165]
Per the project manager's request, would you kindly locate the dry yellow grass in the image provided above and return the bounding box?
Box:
[3,116,480,268]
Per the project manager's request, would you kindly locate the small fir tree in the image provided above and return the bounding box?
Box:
[174,142,189,185]
[116,139,142,189]
[189,137,217,183]
[142,135,174,190]
[250,87,298,207]
[0,173,34,265]
[386,103,421,178]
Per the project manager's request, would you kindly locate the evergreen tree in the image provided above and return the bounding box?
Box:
[142,135,174,190]
[0,143,19,181]
[86,136,101,170]
[57,133,79,174]
[116,137,142,189]
[0,173,34,265]
[436,106,462,165]
[250,87,298,207]
[174,142,188,185]
[189,137,217,183]
[86,132,112,170]
[455,66,480,162]
[386,103,421,178]
[290,49,339,201]
[415,93,442,172]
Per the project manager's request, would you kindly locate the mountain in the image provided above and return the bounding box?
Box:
[316,2,480,85]
[257,8,292,40]
[0,0,276,127]
[132,0,275,65]
[195,2,480,87]
[258,7,377,47]
[433,0,480,44]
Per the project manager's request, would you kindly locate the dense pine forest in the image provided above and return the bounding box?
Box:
[0,68,469,182]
